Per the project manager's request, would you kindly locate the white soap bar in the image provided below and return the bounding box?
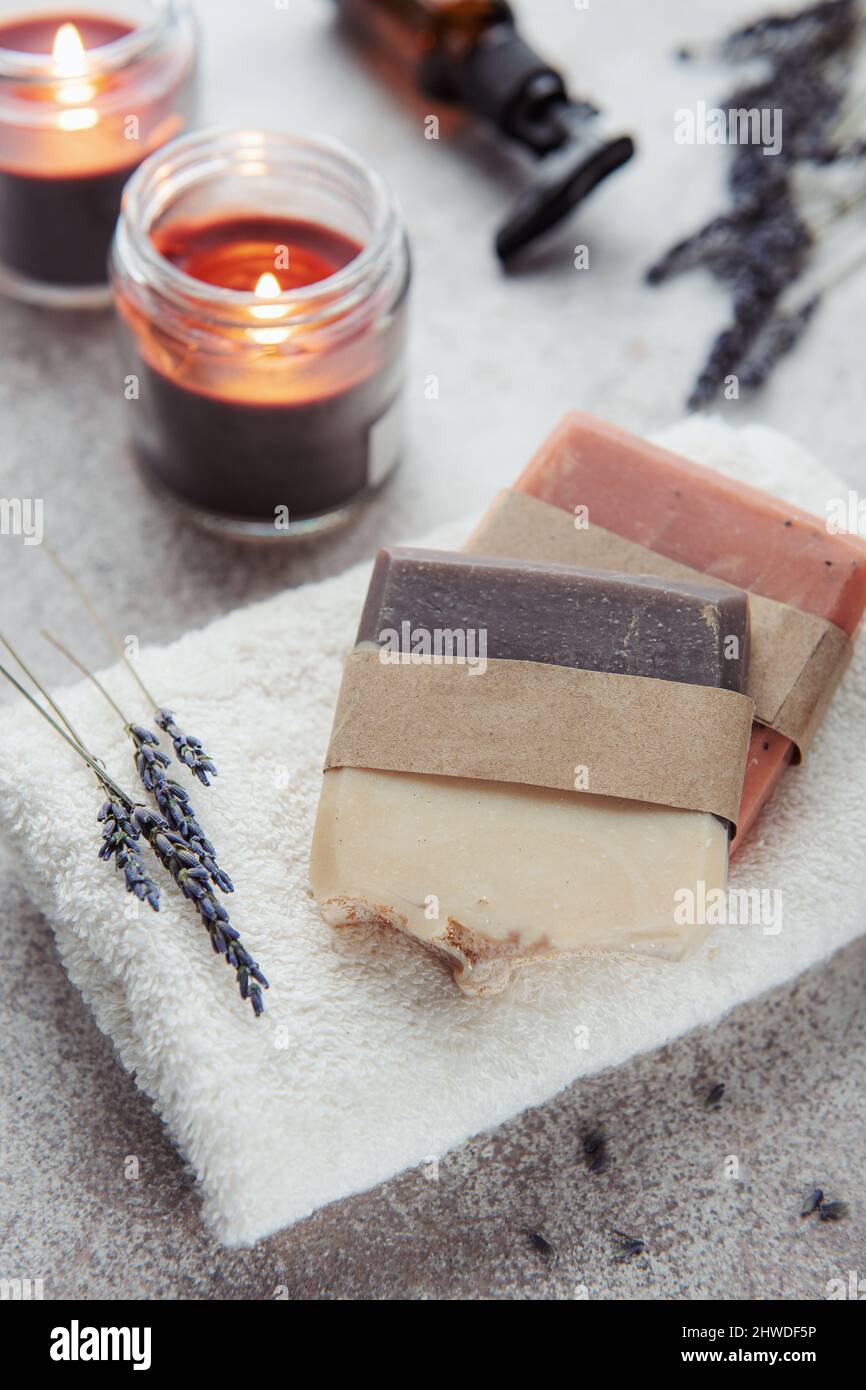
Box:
[310,767,727,995]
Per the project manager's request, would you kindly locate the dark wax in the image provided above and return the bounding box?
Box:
[0,161,134,284]
[133,358,405,520]
[0,15,136,286]
[358,548,751,692]
[130,215,405,523]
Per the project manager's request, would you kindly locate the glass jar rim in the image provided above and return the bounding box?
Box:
[116,126,405,326]
[0,0,190,80]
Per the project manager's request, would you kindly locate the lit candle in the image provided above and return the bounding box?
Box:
[0,1,196,306]
[112,129,411,542]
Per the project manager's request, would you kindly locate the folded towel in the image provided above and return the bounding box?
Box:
[0,416,862,1248]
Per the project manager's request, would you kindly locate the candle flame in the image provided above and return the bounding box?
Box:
[252,272,283,311]
[53,23,87,73]
[249,272,290,343]
[53,22,97,110]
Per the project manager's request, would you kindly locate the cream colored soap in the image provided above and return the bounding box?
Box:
[310,767,728,995]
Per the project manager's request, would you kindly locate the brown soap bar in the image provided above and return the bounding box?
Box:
[358,547,750,692]
[312,547,753,996]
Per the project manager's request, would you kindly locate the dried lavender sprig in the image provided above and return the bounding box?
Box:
[42,542,219,783]
[653,1,864,405]
[133,807,267,1016]
[155,709,217,786]
[0,659,265,1015]
[42,632,232,895]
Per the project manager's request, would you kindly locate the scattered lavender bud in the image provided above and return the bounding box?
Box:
[528,1231,554,1257]
[613,1231,646,1262]
[801,1187,824,1216]
[583,1127,609,1172]
[583,1127,606,1156]
[818,1199,848,1222]
[704,1082,726,1109]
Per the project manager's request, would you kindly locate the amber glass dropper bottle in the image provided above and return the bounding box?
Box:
[333,0,634,261]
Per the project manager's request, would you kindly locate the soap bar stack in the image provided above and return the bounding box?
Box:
[313,414,864,995]
[481,412,866,844]
[312,546,752,994]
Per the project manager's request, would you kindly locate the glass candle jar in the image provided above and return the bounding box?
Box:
[0,0,197,307]
[111,128,411,541]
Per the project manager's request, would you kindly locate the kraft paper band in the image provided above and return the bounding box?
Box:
[465,490,852,760]
[325,649,754,830]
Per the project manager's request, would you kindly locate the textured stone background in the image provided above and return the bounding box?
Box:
[0,0,864,1299]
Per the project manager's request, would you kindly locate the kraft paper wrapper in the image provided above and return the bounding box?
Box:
[325,649,754,831]
[465,490,852,760]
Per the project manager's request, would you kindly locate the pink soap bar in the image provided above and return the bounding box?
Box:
[511,412,866,846]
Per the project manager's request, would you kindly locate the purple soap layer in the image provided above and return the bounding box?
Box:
[358,547,750,691]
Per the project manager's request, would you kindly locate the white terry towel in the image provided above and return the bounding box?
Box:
[0,416,863,1248]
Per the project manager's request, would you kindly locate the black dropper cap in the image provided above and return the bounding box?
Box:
[445,19,635,262]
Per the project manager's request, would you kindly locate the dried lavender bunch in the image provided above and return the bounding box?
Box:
[652,0,864,405]
[155,708,217,786]
[98,799,161,912]
[0,655,267,1019]
[133,807,267,1016]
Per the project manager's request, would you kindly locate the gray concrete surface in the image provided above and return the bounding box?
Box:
[1,1,865,1299]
